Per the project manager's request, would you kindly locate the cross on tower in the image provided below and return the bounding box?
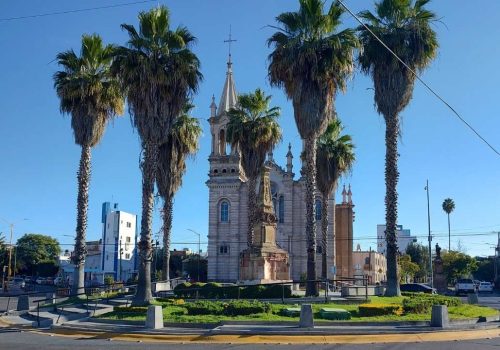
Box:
[223,25,237,58]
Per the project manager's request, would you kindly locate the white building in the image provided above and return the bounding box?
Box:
[377,224,417,256]
[101,202,138,282]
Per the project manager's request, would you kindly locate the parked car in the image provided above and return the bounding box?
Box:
[400,283,436,294]
[478,281,494,293]
[35,277,45,285]
[455,278,475,295]
[11,277,25,289]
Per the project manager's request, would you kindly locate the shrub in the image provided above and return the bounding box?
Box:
[185,301,225,315]
[173,282,192,297]
[358,303,403,317]
[402,294,462,314]
[114,306,148,313]
[224,300,271,316]
[174,282,291,299]
[240,284,291,299]
[104,276,114,286]
[201,282,222,298]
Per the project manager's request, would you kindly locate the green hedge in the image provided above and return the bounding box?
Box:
[114,306,148,313]
[402,294,462,314]
[173,283,291,299]
[358,303,403,317]
[184,300,271,316]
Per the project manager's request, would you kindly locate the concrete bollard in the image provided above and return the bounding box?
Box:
[45,292,56,305]
[430,305,449,328]
[145,305,163,329]
[299,304,314,328]
[467,293,479,304]
[17,295,30,311]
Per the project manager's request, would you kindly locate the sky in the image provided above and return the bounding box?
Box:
[0,0,499,259]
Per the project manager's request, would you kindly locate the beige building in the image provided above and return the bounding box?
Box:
[206,56,355,282]
[352,247,387,284]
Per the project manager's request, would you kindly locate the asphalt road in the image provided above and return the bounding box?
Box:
[0,329,498,350]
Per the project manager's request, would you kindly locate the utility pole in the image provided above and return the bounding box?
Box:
[7,224,13,279]
[425,180,433,288]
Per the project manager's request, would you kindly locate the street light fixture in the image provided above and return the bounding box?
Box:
[187,229,202,282]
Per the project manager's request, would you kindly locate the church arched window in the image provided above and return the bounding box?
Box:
[315,199,322,221]
[219,129,226,155]
[220,200,230,222]
[278,195,284,223]
[270,182,278,214]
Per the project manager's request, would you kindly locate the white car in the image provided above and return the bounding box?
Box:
[478,282,494,293]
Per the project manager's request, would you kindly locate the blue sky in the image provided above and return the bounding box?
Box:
[0,0,498,258]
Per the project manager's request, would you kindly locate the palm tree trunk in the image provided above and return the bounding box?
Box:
[384,115,401,297]
[447,213,451,251]
[72,145,91,296]
[304,135,318,297]
[132,141,158,306]
[247,176,257,247]
[161,195,173,281]
[321,194,328,280]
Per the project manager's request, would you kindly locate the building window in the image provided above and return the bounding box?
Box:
[220,201,230,222]
[219,245,229,254]
[126,222,131,228]
[316,245,323,254]
[315,199,322,221]
[278,196,284,223]
[126,237,131,243]
[125,253,130,259]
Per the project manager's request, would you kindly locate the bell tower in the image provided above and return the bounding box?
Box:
[207,54,244,180]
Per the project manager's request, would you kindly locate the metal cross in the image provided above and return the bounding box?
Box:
[223,25,237,56]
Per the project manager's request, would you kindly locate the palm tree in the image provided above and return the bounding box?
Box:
[268,0,358,296]
[157,103,202,281]
[358,0,438,296]
[112,6,202,305]
[316,119,355,280]
[53,34,123,295]
[226,89,281,247]
[442,198,455,251]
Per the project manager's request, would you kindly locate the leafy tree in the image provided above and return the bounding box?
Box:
[157,103,202,281]
[358,0,439,296]
[0,233,5,269]
[398,254,420,283]
[268,0,358,296]
[16,234,61,276]
[442,250,478,284]
[474,258,494,282]
[112,6,202,305]
[226,88,281,247]
[54,34,124,294]
[316,119,354,279]
[182,255,208,282]
[405,242,429,281]
[442,198,455,251]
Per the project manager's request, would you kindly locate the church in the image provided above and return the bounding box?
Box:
[206,56,355,282]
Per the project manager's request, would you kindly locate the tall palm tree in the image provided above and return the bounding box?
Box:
[268,0,358,296]
[358,0,438,296]
[112,6,202,305]
[157,103,202,281]
[442,198,455,251]
[54,34,123,295]
[226,89,282,247]
[316,119,355,280]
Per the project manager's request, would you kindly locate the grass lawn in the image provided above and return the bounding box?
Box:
[97,296,499,323]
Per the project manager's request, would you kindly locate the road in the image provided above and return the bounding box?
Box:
[0,329,498,350]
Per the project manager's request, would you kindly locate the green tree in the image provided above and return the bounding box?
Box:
[16,234,61,276]
[442,198,455,251]
[316,119,355,279]
[442,250,478,284]
[405,242,429,281]
[157,103,202,281]
[398,254,420,283]
[474,258,494,282]
[0,233,6,271]
[112,6,202,305]
[53,34,124,294]
[226,88,282,247]
[358,0,438,296]
[268,0,358,296]
[182,255,208,282]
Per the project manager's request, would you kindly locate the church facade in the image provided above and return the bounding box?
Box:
[206,57,354,282]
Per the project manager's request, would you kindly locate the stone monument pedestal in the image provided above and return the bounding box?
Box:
[433,244,447,293]
[239,166,290,283]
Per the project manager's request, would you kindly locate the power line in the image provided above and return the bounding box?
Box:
[0,0,158,22]
[337,0,500,157]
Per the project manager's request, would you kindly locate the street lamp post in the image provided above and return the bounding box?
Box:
[425,180,433,288]
[187,229,201,282]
